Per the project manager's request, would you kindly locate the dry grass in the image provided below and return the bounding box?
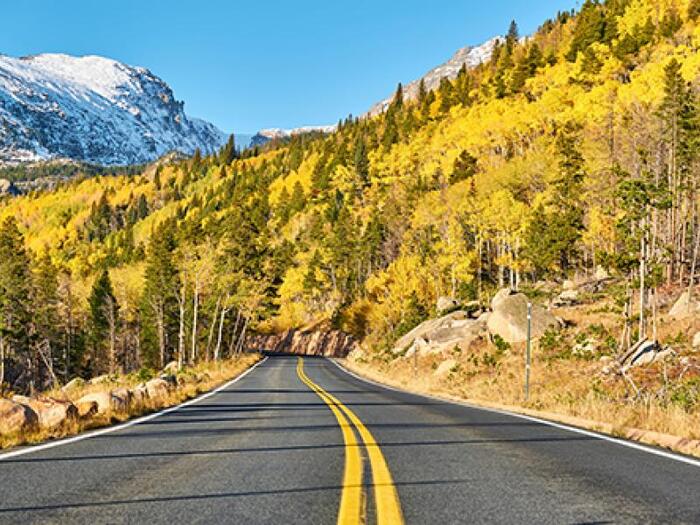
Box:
[0,353,261,450]
[346,294,700,458]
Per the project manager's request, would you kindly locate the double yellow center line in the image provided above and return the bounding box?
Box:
[297,358,403,525]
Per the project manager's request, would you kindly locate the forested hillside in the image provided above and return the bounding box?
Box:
[2,0,700,394]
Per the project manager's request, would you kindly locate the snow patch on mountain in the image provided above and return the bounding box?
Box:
[0,53,227,165]
[249,125,337,147]
[367,36,501,116]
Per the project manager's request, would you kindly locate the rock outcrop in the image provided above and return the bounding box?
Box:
[393,310,487,356]
[487,289,560,343]
[246,329,358,357]
[668,291,700,319]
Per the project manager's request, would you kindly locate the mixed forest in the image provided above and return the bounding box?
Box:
[2,0,700,394]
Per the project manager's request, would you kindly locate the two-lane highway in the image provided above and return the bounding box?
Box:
[0,355,699,524]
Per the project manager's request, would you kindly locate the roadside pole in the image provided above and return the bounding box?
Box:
[525,302,531,402]
[414,347,418,378]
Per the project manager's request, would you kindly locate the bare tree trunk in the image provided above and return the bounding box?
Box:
[205,296,221,362]
[156,307,165,369]
[177,288,186,371]
[214,302,229,361]
[0,337,5,392]
[190,278,199,364]
[236,317,249,356]
[639,217,646,341]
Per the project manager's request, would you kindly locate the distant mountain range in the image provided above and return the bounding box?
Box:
[0,53,227,166]
[0,36,498,166]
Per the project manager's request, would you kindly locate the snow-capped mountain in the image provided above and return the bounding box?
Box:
[367,36,501,116]
[249,125,336,147]
[0,53,227,165]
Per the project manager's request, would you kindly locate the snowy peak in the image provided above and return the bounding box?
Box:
[367,36,500,116]
[249,125,337,147]
[0,53,227,165]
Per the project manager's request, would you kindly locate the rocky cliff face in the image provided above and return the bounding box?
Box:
[0,53,227,165]
[246,329,358,357]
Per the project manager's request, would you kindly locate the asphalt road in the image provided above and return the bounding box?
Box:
[0,355,699,524]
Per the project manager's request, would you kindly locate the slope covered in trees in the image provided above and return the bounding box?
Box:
[2,0,700,393]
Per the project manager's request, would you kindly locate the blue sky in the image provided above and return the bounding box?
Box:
[2,0,578,133]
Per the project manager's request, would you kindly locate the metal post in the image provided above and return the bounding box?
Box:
[525,302,531,402]
[413,347,418,377]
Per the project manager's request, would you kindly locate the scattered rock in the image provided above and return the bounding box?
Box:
[61,377,86,392]
[145,378,172,399]
[601,365,613,375]
[553,289,579,307]
[572,340,596,357]
[668,291,700,319]
[434,359,458,376]
[89,374,112,385]
[0,399,38,435]
[599,356,613,363]
[111,387,132,408]
[595,266,610,280]
[131,384,149,404]
[436,296,460,314]
[692,331,700,351]
[562,280,577,291]
[487,290,560,344]
[159,374,178,388]
[162,361,179,374]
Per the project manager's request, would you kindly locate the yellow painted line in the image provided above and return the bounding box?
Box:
[297,358,363,525]
[298,358,404,525]
[322,386,404,525]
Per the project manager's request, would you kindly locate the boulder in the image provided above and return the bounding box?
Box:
[572,340,596,357]
[111,387,132,408]
[487,292,560,344]
[491,288,514,309]
[394,311,487,356]
[75,400,98,418]
[562,280,577,291]
[668,291,700,319]
[595,266,610,280]
[89,374,112,385]
[61,377,86,392]
[131,384,149,404]
[19,398,77,429]
[0,399,38,435]
[162,361,179,374]
[159,374,178,387]
[434,359,458,376]
[436,296,460,314]
[76,392,110,414]
[145,378,171,399]
[692,331,700,351]
[553,289,579,307]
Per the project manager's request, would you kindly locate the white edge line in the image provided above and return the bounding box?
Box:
[329,358,700,468]
[0,356,269,461]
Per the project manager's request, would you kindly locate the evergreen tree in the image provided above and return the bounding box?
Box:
[689,0,700,21]
[506,20,519,54]
[290,181,306,214]
[219,134,237,164]
[566,0,606,62]
[277,186,291,223]
[0,218,33,391]
[450,151,478,184]
[88,269,119,374]
[660,6,682,38]
[141,220,180,368]
[354,134,370,189]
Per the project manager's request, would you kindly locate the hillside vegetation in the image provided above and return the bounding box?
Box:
[1,0,700,428]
